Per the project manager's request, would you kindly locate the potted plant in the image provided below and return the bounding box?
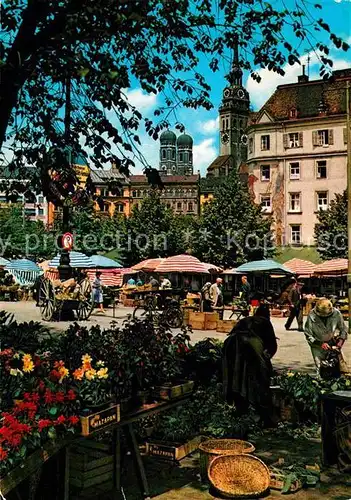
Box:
[72,354,112,411]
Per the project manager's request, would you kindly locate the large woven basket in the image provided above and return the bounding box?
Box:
[198,439,255,481]
[208,454,270,498]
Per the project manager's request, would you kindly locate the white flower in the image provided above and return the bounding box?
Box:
[96,360,105,367]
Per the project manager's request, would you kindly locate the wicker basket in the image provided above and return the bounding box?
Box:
[198,439,255,481]
[208,454,270,498]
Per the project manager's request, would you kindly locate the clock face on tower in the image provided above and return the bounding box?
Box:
[223,88,231,98]
[221,133,229,144]
[237,88,245,99]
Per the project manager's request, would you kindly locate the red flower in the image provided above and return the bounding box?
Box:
[31,393,40,404]
[55,415,66,425]
[55,391,65,403]
[38,380,46,392]
[44,389,55,404]
[68,416,80,426]
[38,419,51,432]
[66,390,76,401]
[34,355,41,367]
[49,369,61,382]
[0,447,8,460]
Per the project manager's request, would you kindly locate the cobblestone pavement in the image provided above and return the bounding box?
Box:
[1,301,350,374]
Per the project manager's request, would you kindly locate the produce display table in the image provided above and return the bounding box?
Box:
[0,395,191,500]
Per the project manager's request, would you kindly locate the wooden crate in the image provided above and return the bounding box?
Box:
[69,439,113,490]
[146,435,202,461]
[188,311,205,329]
[153,380,195,401]
[123,299,135,307]
[204,312,219,330]
[216,319,236,333]
[80,404,120,437]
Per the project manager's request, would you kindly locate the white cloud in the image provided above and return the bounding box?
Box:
[124,88,158,112]
[199,116,219,134]
[246,51,351,110]
[193,138,217,175]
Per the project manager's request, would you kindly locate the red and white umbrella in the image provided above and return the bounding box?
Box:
[87,268,136,287]
[155,254,210,274]
[284,258,316,277]
[314,258,348,276]
[132,258,165,272]
[202,262,223,273]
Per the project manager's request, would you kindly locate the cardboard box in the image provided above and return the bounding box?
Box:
[188,311,205,329]
[146,436,202,461]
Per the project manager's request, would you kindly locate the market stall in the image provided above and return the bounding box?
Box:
[2,258,43,300]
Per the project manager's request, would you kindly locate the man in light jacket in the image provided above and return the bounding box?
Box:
[304,299,347,378]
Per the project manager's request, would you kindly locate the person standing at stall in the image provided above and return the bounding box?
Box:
[304,299,347,379]
[285,280,304,331]
[240,275,251,307]
[93,271,105,313]
[210,277,224,319]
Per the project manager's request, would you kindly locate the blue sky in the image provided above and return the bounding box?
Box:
[126,0,351,176]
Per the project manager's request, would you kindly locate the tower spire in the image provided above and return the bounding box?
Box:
[228,36,243,86]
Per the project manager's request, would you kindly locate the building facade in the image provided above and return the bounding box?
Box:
[247,68,350,246]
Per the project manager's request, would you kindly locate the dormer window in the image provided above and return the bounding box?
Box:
[289,108,297,119]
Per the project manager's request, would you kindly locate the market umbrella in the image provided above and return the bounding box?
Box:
[155,254,210,274]
[6,258,41,272]
[132,258,165,272]
[236,259,293,275]
[314,258,348,276]
[90,255,123,268]
[0,257,10,267]
[49,251,95,269]
[202,262,223,273]
[5,258,43,287]
[284,258,316,277]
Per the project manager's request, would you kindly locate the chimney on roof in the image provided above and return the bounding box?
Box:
[298,65,309,83]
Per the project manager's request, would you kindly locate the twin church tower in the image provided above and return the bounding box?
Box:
[159,43,250,177]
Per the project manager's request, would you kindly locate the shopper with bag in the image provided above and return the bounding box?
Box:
[304,299,348,379]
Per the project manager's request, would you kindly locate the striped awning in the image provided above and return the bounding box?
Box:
[6,258,41,272]
[8,269,43,287]
[0,257,10,267]
[284,258,316,277]
[236,259,293,275]
[49,251,95,269]
[45,268,135,287]
[90,255,123,268]
[202,262,223,273]
[155,254,210,274]
[132,258,165,272]
[314,258,348,276]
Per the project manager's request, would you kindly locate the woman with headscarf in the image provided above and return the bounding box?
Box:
[222,304,278,427]
[304,299,347,378]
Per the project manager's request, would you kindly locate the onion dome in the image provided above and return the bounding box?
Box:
[160,130,176,143]
[177,134,193,146]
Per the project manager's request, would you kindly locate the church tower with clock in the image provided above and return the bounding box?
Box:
[218,43,250,170]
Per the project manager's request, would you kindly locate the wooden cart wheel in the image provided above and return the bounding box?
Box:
[163,307,183,329]
[77,277,93,320]
[39,278,56,321]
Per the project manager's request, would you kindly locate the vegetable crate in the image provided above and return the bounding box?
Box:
[69,439,113,491]
[153,380,195,401]
[146,435,202,461]
[204,312,219,330]
[216,319,236,333]
[188,311,205,330]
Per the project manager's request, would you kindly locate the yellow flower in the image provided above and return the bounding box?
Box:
[10,368,22,377]
[81,354,92,365]
[22,354,34,373]
[73,368,85,381]
[85,369,97,380]
[97,367,108,379]
[58,366,69,383]
[346,379,351,387]
[96,360,105,367]
[287,372,294,377]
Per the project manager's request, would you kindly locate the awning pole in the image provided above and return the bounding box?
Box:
[347,81,351,332]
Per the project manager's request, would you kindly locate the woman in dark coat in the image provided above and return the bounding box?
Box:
[222,304,277,426]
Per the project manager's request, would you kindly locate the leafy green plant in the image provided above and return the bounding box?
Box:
[0,311,52,353]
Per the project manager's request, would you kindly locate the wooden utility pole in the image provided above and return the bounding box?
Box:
[347,81,351,333]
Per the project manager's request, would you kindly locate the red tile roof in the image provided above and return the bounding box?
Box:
[130,174,199,184]
[259,68,351,122]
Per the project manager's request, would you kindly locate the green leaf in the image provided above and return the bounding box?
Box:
[49,406,58,416]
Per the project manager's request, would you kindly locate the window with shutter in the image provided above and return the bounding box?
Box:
[312,131,318,146]
[298,132,303,147]
[328,129,334,145]
[283,134,288,149]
